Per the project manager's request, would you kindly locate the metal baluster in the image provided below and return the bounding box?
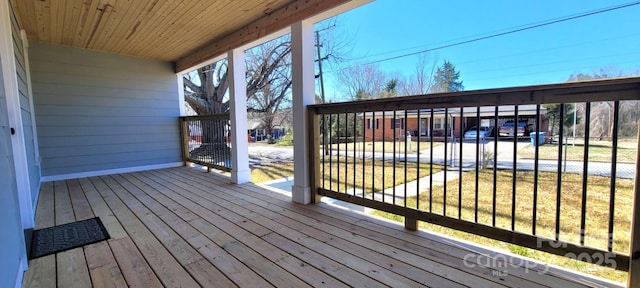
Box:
[459,107,464,219]
[345,113,348,195]
[417,109,421,210]
[429,108,434,213]
[533,104,541,235]
[371,111,375,198]
[393,110,397,205]
[444,108,449,216]
[493,106,499,227]
[556,104,565,241]
[404,109,409,207]
[322,113,326,190]
[475,107,480,223]
[608,101,620,251]
[512,105,519,231]
[382,111,386,203]
[580,103,592,246]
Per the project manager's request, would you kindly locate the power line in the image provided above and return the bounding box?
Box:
[463,51,640,76]
[338,1,640,69]
[453,32,640,67]
[462,56,640,83]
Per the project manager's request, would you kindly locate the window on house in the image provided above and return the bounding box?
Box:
[367,119,371,129]
[375,118,380,129]
[434,117,443,129]
[391,118,404,129]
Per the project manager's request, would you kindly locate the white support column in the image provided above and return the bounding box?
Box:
[228,49,251,184]
[291,21,315,204]
[176,74,186,116]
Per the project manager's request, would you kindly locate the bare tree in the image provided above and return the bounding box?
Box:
[182,17,344,151]
[183,61,230,151]
[566,68,625,138]
[314,17,350,103]
[245,37,293,141]
[183,61,229,115]
[399,54,438,96]
[337,62,388,100]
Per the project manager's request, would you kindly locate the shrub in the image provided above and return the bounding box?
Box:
[275,133,293,146]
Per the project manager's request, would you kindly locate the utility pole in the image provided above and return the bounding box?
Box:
[315,29,328,155]
[315,30,326,103]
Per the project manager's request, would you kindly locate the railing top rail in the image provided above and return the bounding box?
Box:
[180,113,230,120]
[310,77,640,114]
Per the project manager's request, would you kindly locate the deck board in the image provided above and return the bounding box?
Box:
[22,166,620,288]
[161,168,499,288]
[22,182,56,288]
[84,241,127,288]
[90,175,201,288]
[108,237,163,288]
[56,248,91,288]
[160,168,504,287]
[128,171,304,287]
[78,177,128,239]
[67,179,94,221]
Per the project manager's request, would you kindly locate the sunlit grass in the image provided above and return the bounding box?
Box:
[251,161,295,183]
[327,141,442,153]
[320,156,442,194]
[372,169,633,282]
[519,142,637,163]
[251,157,443,193]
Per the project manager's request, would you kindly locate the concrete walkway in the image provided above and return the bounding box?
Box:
[250,141,635,210]
[257,168,460,210]
[250,141,635,179]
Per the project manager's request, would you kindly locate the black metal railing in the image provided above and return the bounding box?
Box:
[180,114,232,172]
[308,78,640,272]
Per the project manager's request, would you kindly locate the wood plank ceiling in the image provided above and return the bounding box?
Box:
[11,0,352,71]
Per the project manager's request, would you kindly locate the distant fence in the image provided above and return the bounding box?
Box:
[180,114,232,172]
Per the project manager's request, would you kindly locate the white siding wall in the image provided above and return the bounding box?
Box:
[30,42,182,178]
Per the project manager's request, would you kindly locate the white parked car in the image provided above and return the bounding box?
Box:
[464,126,493,139]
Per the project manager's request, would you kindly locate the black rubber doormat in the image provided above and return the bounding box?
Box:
[29,217,110,260]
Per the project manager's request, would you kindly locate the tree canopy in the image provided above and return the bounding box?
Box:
[430,60,464,93]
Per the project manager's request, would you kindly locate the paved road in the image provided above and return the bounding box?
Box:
[248,145,294,161]
[249,142,635,179]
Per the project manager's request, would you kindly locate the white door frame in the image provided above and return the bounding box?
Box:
[21,29,40,167]
[0,0,35,231]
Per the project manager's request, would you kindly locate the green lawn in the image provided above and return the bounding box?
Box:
[372,169,632,282]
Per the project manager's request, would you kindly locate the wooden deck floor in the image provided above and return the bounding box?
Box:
[21,166,619,288]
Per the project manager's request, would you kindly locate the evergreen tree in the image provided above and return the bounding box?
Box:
[378,79,398,98]
[544,103,579,136]
[430,60,464,93]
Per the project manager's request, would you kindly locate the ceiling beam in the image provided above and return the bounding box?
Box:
[175,0,352,73]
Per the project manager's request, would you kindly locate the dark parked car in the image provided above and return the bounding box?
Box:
[498,120,532,137]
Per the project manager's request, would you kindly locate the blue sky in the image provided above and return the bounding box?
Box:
[319,0,640,101]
